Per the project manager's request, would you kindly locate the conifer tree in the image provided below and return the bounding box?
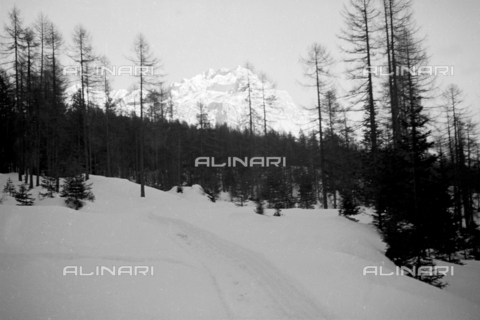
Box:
[3,177,16,196]
[0,70,16,174]
[258,71,276,140]
[61,174,95,210]
[297,169,316,209]
[265,167,289,214]
[69,25,97,181]
[237,62,261,137]
[339,192,360,217]
[15,183,35,206]
[382,80,449,288]
[128,33,162,198]
[339,0,380,155]
[2,6,26,182]
[231,170,250,207]
[339,0,382,224]
[203,171,221,202]
[299,43,334,209]
[39,173,57,198]
[254,197,265,215]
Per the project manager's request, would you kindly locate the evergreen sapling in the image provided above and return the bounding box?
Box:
[3,178,16,196]
[15,183,35,206]
[254,198,265,215]
[39,174,57,198]
[298,172,316,209]
[62,174,95,210]
[339,192,360,217]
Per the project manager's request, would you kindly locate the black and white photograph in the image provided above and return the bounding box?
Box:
[0,0,479,319]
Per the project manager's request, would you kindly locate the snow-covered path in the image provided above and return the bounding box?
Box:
[1,174,480,320]
[148,213,337,319]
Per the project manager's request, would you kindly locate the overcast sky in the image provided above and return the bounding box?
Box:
[1,0,479,118]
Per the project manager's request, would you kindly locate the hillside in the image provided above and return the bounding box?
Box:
[1,174,479,319]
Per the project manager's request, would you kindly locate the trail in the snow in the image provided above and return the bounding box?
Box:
[148,213,338,320]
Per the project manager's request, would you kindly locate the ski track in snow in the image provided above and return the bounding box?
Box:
[0,252,195,268]
[148,213,338,320]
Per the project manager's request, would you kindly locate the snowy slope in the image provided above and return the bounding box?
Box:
[0,174,479,320]
[65,66,310,135]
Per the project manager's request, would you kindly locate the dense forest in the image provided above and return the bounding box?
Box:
[1,0,479,288]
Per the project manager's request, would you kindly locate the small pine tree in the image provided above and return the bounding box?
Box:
[268,170,284,217]
[231,172,249,207]
[62,174,95,210]
[39,174,57,198]
[266,169,282,209]
[15,183,35,206]
[60,176,72,198]
[273,205,282,217]
[339,192,360,217]
[3,178,16,196]
[203,176,221,203]
[265,168,295,210]
[232,185,248,206]
[298,172,316,209]
[254,198,264,215]
[435,227,463,264]
[461,228,480,260]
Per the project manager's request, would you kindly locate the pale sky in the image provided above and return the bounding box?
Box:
[1,0,479,119]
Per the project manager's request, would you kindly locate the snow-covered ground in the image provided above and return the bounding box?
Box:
[0,173,479,319]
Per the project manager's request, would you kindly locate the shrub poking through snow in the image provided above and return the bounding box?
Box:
[3,177,16,196]
[15,183,35,206]
[61,174,95,210]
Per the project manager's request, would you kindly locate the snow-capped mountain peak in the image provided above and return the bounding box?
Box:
[65,66,309,135]
[170,66,308,134]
